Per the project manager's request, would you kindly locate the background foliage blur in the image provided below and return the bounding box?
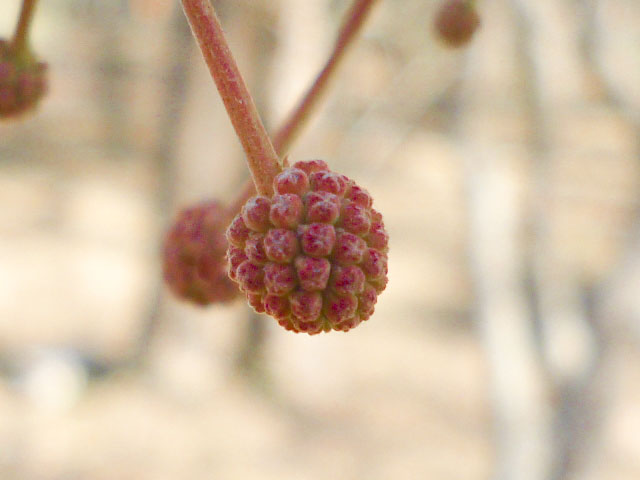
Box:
[1,0,640,479]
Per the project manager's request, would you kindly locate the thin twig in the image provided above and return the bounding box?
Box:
[11,0,39,53]
[181,0,282,196]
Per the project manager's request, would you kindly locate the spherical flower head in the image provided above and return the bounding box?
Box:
[227,160,389,335]
[163,200,240,305]
[433,0,481,48]
[0,39,48,119]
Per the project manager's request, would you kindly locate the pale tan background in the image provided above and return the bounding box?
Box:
[1,0,640,479]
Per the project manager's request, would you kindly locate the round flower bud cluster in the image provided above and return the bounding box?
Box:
[0,39,47,118]
[163,200,240,306]
[433,0,481,48]
[226,160,389,335]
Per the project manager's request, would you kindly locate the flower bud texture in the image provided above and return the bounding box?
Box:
[0,40,47,119]
[164,200,240,305]
[227,160,389,334]
[434,0,481,48]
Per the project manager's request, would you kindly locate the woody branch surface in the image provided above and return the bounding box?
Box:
[181,0,281,196]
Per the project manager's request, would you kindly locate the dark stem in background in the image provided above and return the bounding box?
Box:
[181,0,282,196]
[95,17,130,154]
[11,0,39,53]
[235,310,268,383]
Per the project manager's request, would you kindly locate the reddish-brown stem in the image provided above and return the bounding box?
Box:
[227,0,379,214]
[272,0,379,154]
[11,0,39,54]
[181,0,281,196]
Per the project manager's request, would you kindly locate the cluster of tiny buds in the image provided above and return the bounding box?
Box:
[163,200,240,306]
[226,159,389,335]
[0,39,47,118]
[434,0,481,48]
